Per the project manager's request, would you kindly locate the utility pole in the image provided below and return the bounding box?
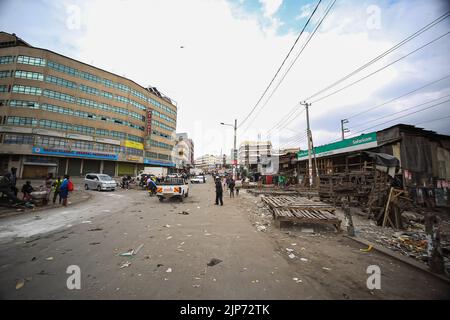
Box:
[300,101,313,187]
[233,119,237,180]
[341,119,349,140]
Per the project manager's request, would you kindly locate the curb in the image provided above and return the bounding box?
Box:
[0,191,94,220]
[344,235,450,284]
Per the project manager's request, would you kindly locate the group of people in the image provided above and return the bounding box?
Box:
[21,174,73,206]
[0,168,73,207]
[214,175,240,206]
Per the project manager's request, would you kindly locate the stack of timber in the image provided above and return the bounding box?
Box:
[247,189,298,196]
[262,196,341,230]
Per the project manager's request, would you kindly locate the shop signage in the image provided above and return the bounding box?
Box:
[297,132,378,161]
[144,158,175,167]
[66,133,93,141]
[124,140,144,150]
[126,156,141,162]
[32,147,118,160]
[95,137,121,146]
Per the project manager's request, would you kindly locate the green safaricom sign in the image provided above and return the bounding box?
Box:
[297,132,377,161]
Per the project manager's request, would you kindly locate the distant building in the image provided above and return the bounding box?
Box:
[194,154,220,171]
[239,140,272,170]
[174,133,194,170]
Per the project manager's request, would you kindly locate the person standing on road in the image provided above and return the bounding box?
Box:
[59,175,72,207]
[215,177,223,206]
[43,173,53,205]
[52,176,62,204]
[229,178,235,198]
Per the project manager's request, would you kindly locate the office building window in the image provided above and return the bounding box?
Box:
[41,103,73,115]
[0,70,11,78]
[3,134,33,145]
[12,85,42,95]
[45,75,78,89]
[43,89,75,103]
[17,55,46,67]
[14,70,44,81]
[9,100,39,109]
[7,116,37,126]
[47,60,78,77]
[79,84,99,95]
[0,85,8,93]
[0,55,14,64]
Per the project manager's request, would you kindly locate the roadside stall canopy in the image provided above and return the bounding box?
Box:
[363,151,400,168]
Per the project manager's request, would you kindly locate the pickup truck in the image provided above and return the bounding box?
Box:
[155,177,189,202]
[190,175,206,183]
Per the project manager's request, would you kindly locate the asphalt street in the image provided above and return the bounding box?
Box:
[0,178,448,299]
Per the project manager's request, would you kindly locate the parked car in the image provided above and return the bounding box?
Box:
[155,177,189,202]
[190,175,206,183]
[84,173,117,191]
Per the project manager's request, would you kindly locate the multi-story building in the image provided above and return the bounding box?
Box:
[238,140,272,169]
[194,154,220,172]
[174,133,194,170]
[0,32,177,178]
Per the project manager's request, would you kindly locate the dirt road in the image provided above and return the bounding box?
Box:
[0,179,448,299]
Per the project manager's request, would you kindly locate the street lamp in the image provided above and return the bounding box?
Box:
[220,119,237,180]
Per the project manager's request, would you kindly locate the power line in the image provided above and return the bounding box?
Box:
[415,114,450,126]
[310,31,450,104]
[241,0,337,135]
[304,11,450,102]
[346,98,450,137]
[268,107,306,135]
[346,74,450,119]
[237,0,323,129]
[350,93,450,131]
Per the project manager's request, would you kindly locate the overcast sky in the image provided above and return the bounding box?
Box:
[1,0,449,157]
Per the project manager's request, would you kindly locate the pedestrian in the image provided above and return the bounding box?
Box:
[52,176,62,204]
[43,173,53,205]
[59,175,73,207]
[229,178,235,198]
[21,181,34,201]
[1,173,31,207]
[10,167,18,196]
[215,177,223,206]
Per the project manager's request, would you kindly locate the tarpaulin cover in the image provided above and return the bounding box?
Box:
[363,151,400,168]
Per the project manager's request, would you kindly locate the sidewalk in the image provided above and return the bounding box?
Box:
[0,178,93,219]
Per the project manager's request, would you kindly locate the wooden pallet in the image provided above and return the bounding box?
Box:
[273,208,341,230]
[262,196,335,211]
[262,196,340,230]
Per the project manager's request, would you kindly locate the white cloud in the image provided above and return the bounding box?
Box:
[296,3,312,20]
[259,0,283,18]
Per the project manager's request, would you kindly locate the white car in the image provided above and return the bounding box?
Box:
[190,175,206,183]
[84,173,117,191]
[156,177,189,202]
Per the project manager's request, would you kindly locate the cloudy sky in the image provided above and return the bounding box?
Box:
[1,0,449,157]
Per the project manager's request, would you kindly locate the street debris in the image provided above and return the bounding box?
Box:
[286,248,294,252]
[360,245,373,252]
[197,206,201,209]
[90,242,101,245]
[322,267,332,271]
[166,236,173,240]
[31,257,36,261]
[301,228,314,233]
[204,233,212,236]
[292,277,302,283]
[16,279,26,289]
[166,268,172,273]
[164,224,171,228]
[82,220,92,224]
[120,261,131,268]
[45,257,54,261]
[88,228,103,231]
[288,254,296,259]
[256,225,267,232]
[157,264,164,268]
[119,244,144,256]
[207,258,222,267]
[300,258,308,262]
[178,211,190,215]
[193,284,200,288]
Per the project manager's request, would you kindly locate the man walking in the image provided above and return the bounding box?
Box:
[52,176,62,204]
[215,177,223,206]
[229,178,235,198]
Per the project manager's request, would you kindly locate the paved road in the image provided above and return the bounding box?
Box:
[0,179,448,299]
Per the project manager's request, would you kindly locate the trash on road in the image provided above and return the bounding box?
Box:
[157,264,164,268]
[15,279,26,289]
[134,243,144,255]
[120,261,131,269]
[288,254,296,259]
[292,277,302,283]
[166,268,172,273]
[193,284,200,288]
[204,233,212,236]
[82,221,92,224]
[300,258,308,262]
[197,206,201,209]
[322,267,332,271]
[119,249,134,257]
[256,225,267,232]
[88,228,103,232]
[286,248,294,252]
[164,224,171,228]
[360,245,373,252]
[207,258,223,267]
[45,257,54,261]
[178,211,189,215]
[90,242,101,245]
[166,236,173,240]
